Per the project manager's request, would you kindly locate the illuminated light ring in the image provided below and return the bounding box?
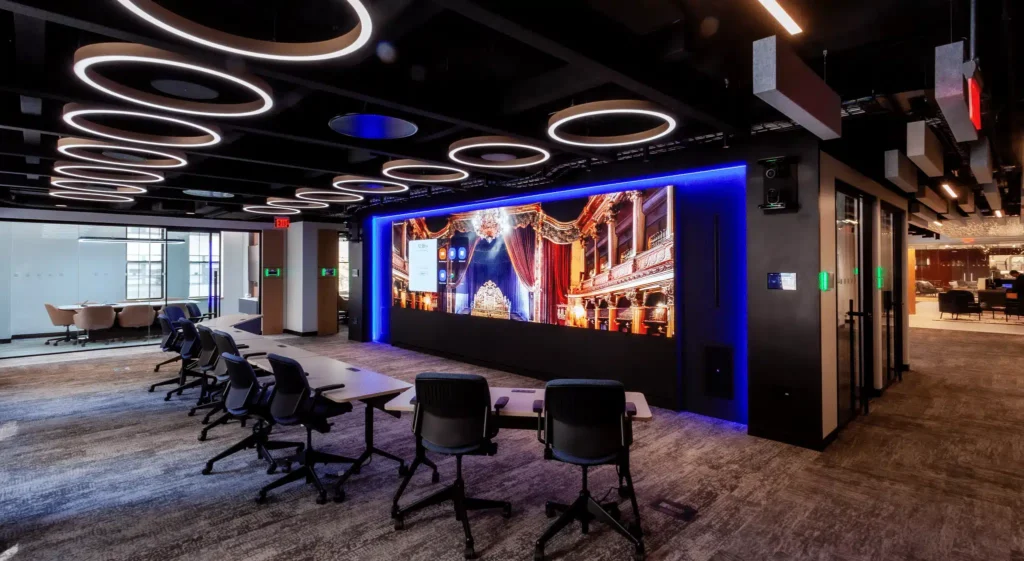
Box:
[448,135,551,169]
[243,205,301,215]
[266,196,329,210]
[53,161,164,183]
[332,175,410,193]
[380,160,468,184]
[57,137,187,169]
[63,104,222,148]
[547,100,677,148]
[50,178,148,195]
[73,43,273,118]
[115,0,372,62]
[295,188,364,204]
[50,189,135,203]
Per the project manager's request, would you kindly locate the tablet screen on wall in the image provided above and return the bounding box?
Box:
[407,238,438,292]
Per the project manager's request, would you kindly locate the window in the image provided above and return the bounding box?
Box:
[339,238,350,298]
[189,233,220,298]
[126,227,164,300]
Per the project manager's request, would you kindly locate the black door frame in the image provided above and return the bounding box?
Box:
[836,180,875,422]
[880,201,905,388]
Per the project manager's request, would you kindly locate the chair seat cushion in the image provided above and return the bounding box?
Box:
[422,439,493,456]
[551,448,619,466]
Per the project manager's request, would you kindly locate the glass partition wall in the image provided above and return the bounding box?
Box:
[0,221,259,359]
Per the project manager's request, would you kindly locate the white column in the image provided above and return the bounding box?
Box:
[666,185,675,239]
[606,215,617,267]
[630,191,645,255]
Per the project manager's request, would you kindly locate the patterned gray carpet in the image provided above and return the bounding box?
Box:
[0,328,1021,560]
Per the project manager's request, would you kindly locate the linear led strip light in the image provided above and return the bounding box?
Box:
[49,189,135,203]
[53,160,164,183]
[50,178,148,195]
[379,162,468,184]
[63,104,222,148]
[114,0,372,62]
[266,196,328,210]
[757,0,802,35]
[448,136,551,169]
[57,137,187,169]
[547,100,676,148]
[73,43,273,118]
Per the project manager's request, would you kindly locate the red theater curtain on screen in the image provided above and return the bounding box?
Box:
[541,240,570,324]
[504,224,536,288]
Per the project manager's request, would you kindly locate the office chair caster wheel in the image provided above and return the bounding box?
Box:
[198,433,207,442]
[187,410,196,417]
[607,504,620,520]
[256,493,267,505]
[266,463,277,475]
[393,516,404,530]
[333,489,345,503]
[148,387,155,392]
[463,546,475,559]
[618,485,631,498]
[533,546,544,561]
[316,492,328,505]
[544,503,556,518]
[164,395,171,402]
[629,523,643,538]
[201,465,212,475]
[502,503,512,519]
[633,547,645,561]
[431,470,440,484]
[397,463,409,477]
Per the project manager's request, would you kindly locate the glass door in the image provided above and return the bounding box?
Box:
[880,204,904,386]
[835,189,862,427]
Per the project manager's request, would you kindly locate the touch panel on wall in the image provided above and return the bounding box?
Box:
[407,238,438,292]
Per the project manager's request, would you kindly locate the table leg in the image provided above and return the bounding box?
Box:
[333,394,407,502]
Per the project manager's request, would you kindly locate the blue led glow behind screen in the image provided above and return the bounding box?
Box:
[368,164,748,420]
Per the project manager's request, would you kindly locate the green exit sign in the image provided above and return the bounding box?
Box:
[264,267,282,277]
[320,267,338,277]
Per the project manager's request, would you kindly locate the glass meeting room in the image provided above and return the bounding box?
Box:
[0,221,261,359]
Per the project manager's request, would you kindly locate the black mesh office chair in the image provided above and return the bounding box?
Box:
[258,354,356,505]
[191,325,224,408]
[186,301,214,322]
[196,329,267,438]
[153,314,182,373]
[158,320,207,402]
[392,373,511,560]
[201,354,304,475]
[533,379,656,561]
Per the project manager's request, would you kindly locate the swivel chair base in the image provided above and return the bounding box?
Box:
[154,355,181,372]
[202,421,303,475]
[256,427,357,505]
[393,454,510,559]
[534,465,648,561]
[45,326,75,346]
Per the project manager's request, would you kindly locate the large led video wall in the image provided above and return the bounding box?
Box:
[391,185,676,337]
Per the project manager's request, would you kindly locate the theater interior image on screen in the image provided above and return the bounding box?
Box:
[391,185,675,337]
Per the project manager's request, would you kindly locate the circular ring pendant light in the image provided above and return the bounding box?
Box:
[57,137,187,169]
[380,160,468,184]
[332,175,410,193]
[547,100,676,147]
[50,178,148,195]
[50,189,135,203]
[54,161,164,183]
[73,43,274,118]
[266,197,328,210]
[114,0,373,62]
[63,104,222,148]
[243,205,301,215]
[448,136,551,169]
[295,188,364,204]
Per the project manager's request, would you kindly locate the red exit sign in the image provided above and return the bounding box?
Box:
[274,217,291,229]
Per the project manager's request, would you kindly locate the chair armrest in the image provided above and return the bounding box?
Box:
[241,351,267,359]
[533,399,546,444]
[493,396,509,411]
[410,396,417,405]
[314,383,346,396]
[236,344,249,350]
[532,399,544,414]
[625,402,638,417]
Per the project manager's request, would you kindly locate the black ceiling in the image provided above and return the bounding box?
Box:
[0,0,1020,222]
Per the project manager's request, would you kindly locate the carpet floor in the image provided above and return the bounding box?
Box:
[0,328,1022,561]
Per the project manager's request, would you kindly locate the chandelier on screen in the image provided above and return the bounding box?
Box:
[472,208,510,242]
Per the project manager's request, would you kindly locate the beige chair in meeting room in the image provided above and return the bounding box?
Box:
[117,304,157,341]
[43,303,77,346]
[73,305,117,346]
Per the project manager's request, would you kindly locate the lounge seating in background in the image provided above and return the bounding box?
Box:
[43,304,77,346]
[915,280,938,295]
[938,290,981,320]
[977,290,1007,318]
[73,305,116,346]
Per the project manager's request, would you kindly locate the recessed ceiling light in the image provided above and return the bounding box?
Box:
[941,183,957,198]
[333,175,412,193]
[73,43,274,118]
[295,188,364,204]
[547,100,676,148]
[266,197,329,210]
[56,204,67,207]
[114,0,373,62]
[186,212,195,215]
[50,178,148,195]
[50,189,135,203]
[933,220,943,227]
[183,189,234,198]
[757,0,803,35]
[380,161,469,184]
[448,136,551,169]
[242,205,301,215]
[63,104,222,148]
[329,114,419,140]
[995,210,1004,218]
[53,161,164,183]
[57,137,187,169]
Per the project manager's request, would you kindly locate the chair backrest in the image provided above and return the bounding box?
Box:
[185,302,203,319]
[979,290,1007,307]
[211,329,242,358]
[196,325,220,370]
[118,304,155,328]
[267,354,312,424]
[157,314,176,349]
[221,353,262,416]
[74,305,117,330]
[544,379,628,463]
[413,373,493,450]
[44,303,75,326]
[177,320,200,360]
[164,305,187,323]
